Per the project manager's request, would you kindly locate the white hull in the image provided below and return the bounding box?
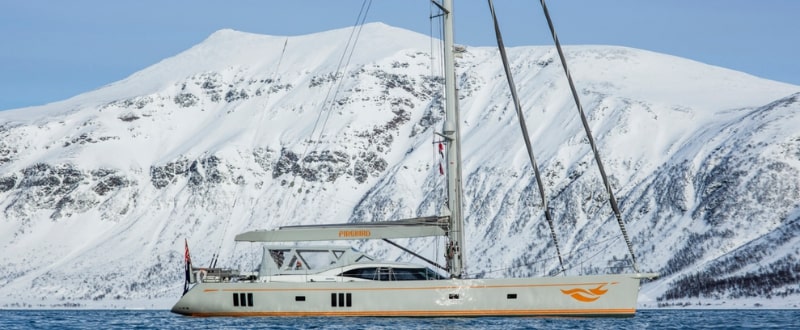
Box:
[172,273,643,317]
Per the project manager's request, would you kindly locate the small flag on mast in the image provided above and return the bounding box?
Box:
[438,142,445,175]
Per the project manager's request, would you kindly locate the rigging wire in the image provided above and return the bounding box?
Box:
[482,234,627,276]
[253,37,289,145]
[428,1,447,270]
[211,180,257,269]
[537,0,640,273]
[316,1,373,143]
[290,0,373,193]
[211,37,291,268]
[486,0,566,275]
[428,2,446,209]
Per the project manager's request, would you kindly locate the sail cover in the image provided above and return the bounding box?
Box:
[234,216,450,242]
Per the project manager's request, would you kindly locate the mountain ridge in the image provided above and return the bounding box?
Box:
[0,24,798,309]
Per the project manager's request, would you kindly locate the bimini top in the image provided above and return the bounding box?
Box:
[235,216,450,242]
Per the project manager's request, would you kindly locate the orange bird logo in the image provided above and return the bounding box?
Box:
[560,283,610,302]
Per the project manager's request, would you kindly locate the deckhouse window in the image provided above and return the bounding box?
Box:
[340,267,379,280]
[298,250,336,269]
[339,267,445,281]
[269,249,289,268]
[392,268,446,280]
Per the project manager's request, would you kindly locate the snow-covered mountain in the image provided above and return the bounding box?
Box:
[1,23,798,309]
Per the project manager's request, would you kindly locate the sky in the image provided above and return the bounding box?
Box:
[1,0,798,111]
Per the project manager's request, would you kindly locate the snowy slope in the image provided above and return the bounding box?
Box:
[0,23,798,309]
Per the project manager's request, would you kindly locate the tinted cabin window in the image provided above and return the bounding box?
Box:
[340,267,445,281]
[425,268,446,280]
[393,268,442,280]
[340,267,379,280]
[378,268,393,281]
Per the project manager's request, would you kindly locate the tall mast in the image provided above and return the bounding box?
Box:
[440,0,466,278]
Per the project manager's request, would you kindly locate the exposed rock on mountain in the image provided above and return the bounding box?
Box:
[0,23,798,309]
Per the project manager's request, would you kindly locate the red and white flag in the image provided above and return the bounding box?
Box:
[184,239,192,264]
[183,239,193,295]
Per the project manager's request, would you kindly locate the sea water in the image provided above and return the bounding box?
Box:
[0,309,797,329]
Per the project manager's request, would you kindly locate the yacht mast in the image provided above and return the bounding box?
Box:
[439,0,466,278]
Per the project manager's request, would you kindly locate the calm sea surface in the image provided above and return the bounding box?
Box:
[0,309,797,329]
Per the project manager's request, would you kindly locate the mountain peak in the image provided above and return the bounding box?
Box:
[205,28,260,39]
[1,22,799,309]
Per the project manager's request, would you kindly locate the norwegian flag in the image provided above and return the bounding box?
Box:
[184,239,192,264]
[183,239,192,295]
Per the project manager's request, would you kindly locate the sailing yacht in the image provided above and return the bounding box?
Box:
[171,0,657,317]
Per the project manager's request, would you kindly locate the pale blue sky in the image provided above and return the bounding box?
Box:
[1,0,798,110]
